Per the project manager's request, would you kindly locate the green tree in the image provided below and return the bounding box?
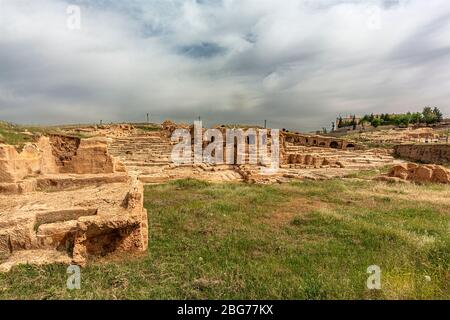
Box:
[360,115,370,127]
[410,112,422,124]
[384,113,394,125]
[337,116,343,128]
[352,115,357,130]
[433,107,443,122]
[371,118,381,128]
[423,107,437,124]
[398,114,411,127]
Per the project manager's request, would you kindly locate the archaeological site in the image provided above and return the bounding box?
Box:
[1,121,449,272]
[1,0,450,303]
[0,134,148,271]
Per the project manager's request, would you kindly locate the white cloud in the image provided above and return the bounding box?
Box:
[0,0,449,130]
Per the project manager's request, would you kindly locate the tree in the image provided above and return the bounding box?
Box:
[423,107,437,124]
[384,113,393,125]
[360,115,370,128]
[371,118,381,128]
[410,112,422,124]
[337,116,343,128]
[433,107,443,122]
[352,115,357,130]
[397,114,411,127]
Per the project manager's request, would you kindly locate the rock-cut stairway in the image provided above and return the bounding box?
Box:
[108,132,175,175]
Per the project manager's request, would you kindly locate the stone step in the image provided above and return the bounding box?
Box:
[138,174,171,184]
[0,249,72,272]
[110,153,168,157]
[124,162,172,167]
[36,173,129,191]
[109,146,173,151]
[110,142,172,145]
[112,136,166,141]
[36,220,78,250]
[120,150,173,154]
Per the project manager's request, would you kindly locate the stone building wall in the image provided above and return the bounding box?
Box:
[283,132,358,150]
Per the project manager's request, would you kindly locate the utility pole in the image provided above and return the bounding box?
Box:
[264,120,267,129]
[146,113,149,124]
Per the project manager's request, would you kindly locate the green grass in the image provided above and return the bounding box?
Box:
[135,125,162,132]
[0,121,89,149]
[0,121,36,147]
[343,166,391,179]
[0,179,448,300]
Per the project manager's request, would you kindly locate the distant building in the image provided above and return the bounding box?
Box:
[336,115,361,129]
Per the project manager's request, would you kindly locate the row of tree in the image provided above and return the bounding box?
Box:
[337,107,444,129]
[337,115,358,129]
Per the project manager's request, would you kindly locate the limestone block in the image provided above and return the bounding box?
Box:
[0,138,57,183]
[288,154,296,164]
[414,166,433,182]
[70,139,115,174]
[432,166,450,184]
[0,232,11,259]
[387,163,450,184]
[296,154,305,164]
[36,221,78,250]
[37,137,58,174]
[390,164,409,180]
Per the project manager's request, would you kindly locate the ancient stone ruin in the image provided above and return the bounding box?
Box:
[0,120,425,271]
[394,144,450,165]
[0,135,147,271]
[105,123,396,184]
[376,163,450,184]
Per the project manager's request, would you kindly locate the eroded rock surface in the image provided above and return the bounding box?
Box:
[0,177,148,272]
[394,144,450,165]
[380,163,450,184]
[0,135,147,272]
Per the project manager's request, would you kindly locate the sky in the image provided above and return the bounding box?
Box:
[0,0,449,131]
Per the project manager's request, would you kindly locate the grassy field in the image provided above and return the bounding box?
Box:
[0,121,37,146]
[0,121,90,149]
[0,178,449,300]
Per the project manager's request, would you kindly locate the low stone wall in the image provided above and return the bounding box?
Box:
[394,144,450,165]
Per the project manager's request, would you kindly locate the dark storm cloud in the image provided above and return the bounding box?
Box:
[178,42,227,58]
[0,0,449,131]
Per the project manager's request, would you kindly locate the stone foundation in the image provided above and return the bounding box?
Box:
[0,177,148,271]
[0,134,147,272]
